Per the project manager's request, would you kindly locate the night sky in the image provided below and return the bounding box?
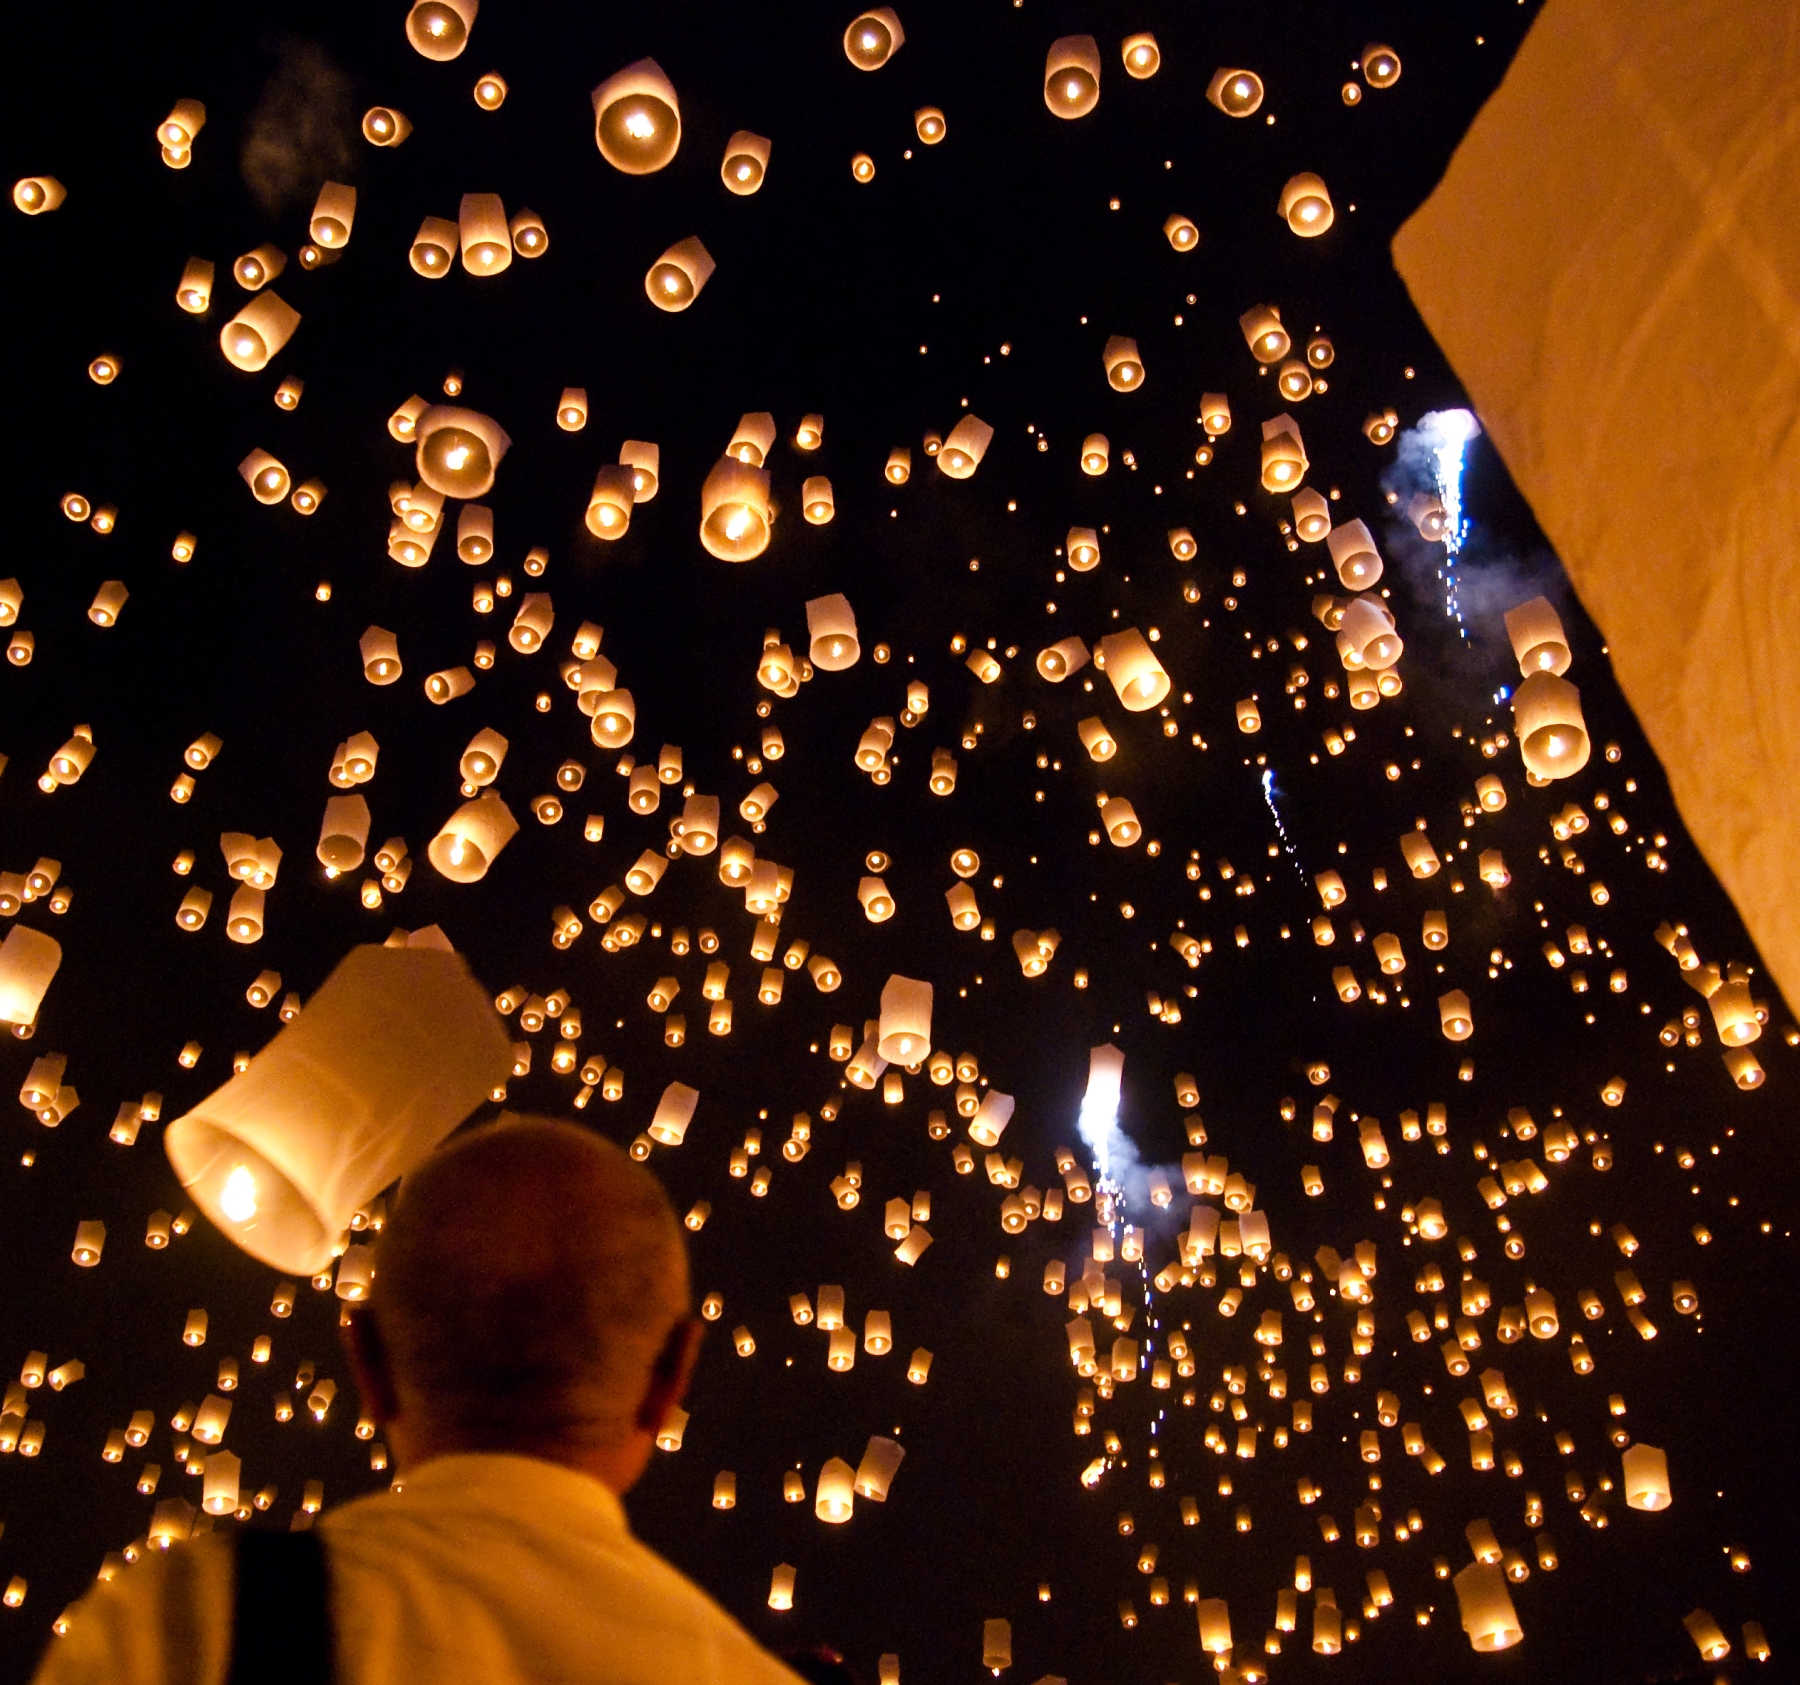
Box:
[0,1,1794,1680]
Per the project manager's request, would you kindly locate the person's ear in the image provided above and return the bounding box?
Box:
[340,1306,401,1424]
[634,1317,704,1434]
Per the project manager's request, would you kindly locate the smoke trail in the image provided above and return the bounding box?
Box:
[241,39,357,218]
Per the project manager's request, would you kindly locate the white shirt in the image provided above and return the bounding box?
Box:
[33,1452,805,1685]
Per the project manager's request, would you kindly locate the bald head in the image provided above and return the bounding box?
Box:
[370,1117,691,1451]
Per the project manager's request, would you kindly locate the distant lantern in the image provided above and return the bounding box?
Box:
[1081,433,1110,475]
[360,626,402,685]
[1078,717,1116,761]
[1683,1611,1730,1663]
[586,466,637,539]
[1291,489,1332,544]
[1168,527,1197,561]
[851,153,876,183]
[557,389,589,432]
[473,69,507,109]
[1067,528,1100,571]
[982,1619,1013,1673]
[428,793,519,883]
[1037,635,1090,681]
[1260,414,1308,491]
[645,236,715,311]
[589,689,636,749]
[309,182,356,249]
[1327,520,1382,583]
[13,176,66,214]
[621,441,661,501]
[1365,408,1400,444]
[459,193,512,275]
[176,257,215,314]
[1096,629,1170,711]
[318,796,371,873]
[406,0,478,60]
[1163,214,1199,251]
[88,581,129,626]
[1200,393,1233,437]
[0,927,61,1026]
[1236,699,1262,734]
[456,504,494,564]
[220,293,300,372]
[409,217,458,277]
[1240,304,1290,364]
[164,944,509,1275]
[699,459,772,561]
[233,244,286,289]
[721,130,771,194]
[362,106,412,146]
[1102,798,1140,846]
[1453,1562,1521,1652]
[1439,989,1473,1041]
[1336,597,1402,670]
[802,477,835,524]
[416,407,511,499]
[1103,336,1144,391]
[239,450,291,505]
[1279,173,1335,236]
[1045,35,1102,119]
[886,447,912,483]
[1622,1443,1671,1510]
[1362,43,1402,87]
[938,415,993,478]
[1503,596,1571,676]
[878,975,933,1063]
[509,209,548,258]
[1207,68,1264,116]
[1512,672,1590,779]
[914,107,946,144]
[1121,33,1160,77]
[586,58,686,175]
[845,8,904,68]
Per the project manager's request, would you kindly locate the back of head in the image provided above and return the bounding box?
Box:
[372,1116,690,1449]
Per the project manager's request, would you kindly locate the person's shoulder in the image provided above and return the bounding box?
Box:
[31,1533,234,1685]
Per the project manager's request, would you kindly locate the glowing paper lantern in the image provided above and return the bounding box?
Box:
[1103,336,1144,391]
[0,927,60,1025]
[220,294,300,372]
[406,0,477,60]
[1327,519,1383,589]
[1096,628,1170,710]
[878,975,933,1063]
[362,106,411,146]
[645,237,715,312]
[309,182,356,250]
[807,594,861,670]
[699,459,771,560]
[415,407,511,499]
[13,176,66,214]
[1512,672,1590,779]
[914,107,946,144]
[1260,414,1309,491]
[459,193,512,275]
[938,415,993,478]
[593,59,681,174]
[844,9,904,70]
[1453,1562,1521,1651]
[585,466,636,539]
[1279,172,1334,236]
[1045,35,1101,119]
[1621,1443,1671,1510]
[428,793,519,882]
[1503,596,1572,676]
[164,944,510,1274]
[721,131,771,194]
[1163,214,1198,251]
[1207,68,1264,116]
[410,218,458,277]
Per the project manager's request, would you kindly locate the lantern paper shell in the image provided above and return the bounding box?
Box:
[360,627,402,684]
[877,975,933,1063]
[240,450,291,505]
[317,796,371,873]
[938,415,993,479]
[1362,43,1402,88]
[362,106,412,146]
[176,258,215,314]
[1291,489,1332,543]
[1037,635,1089,681]
[428,793,520,882]
[309,182,356,249]
[13,176,66,214]
[0,926,61,1026]
[593,59,681,174]
[807,594,861,670]
[410,217,458,277]
[648,1081,700,1145]
[586,466,637,539]
[699,459,772,561]
[621,440,661,501]
[1621,1442,1671,1510]
[722,131,771,194]
[1513,671,1590,779]
[1239,305,1289,364]
[1439,989,1473,1041]
[914,107,946,144]
[415,407,511,499]
[1081,433,1110,475]
[1504,595,1572,676]
[1163,214,1199,251]
[1327,519,1383,588]
[459,193,512,275]
[1103,336,1144,391]
[646,237,715,312]
[164,944,510,1274]
[1045,35,1101,118]
[1260,414,1308,491]
[406,0,477,59]
[233,244,286,289]
[1453,1561,1522,1652]
[509,209,548,257]
[220,293,300,372]
[844,9,904,69]
[802,477,835,524]
[1207,68,1264,116]
[1279,172,1335,236]
[1096,629,1170,711]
